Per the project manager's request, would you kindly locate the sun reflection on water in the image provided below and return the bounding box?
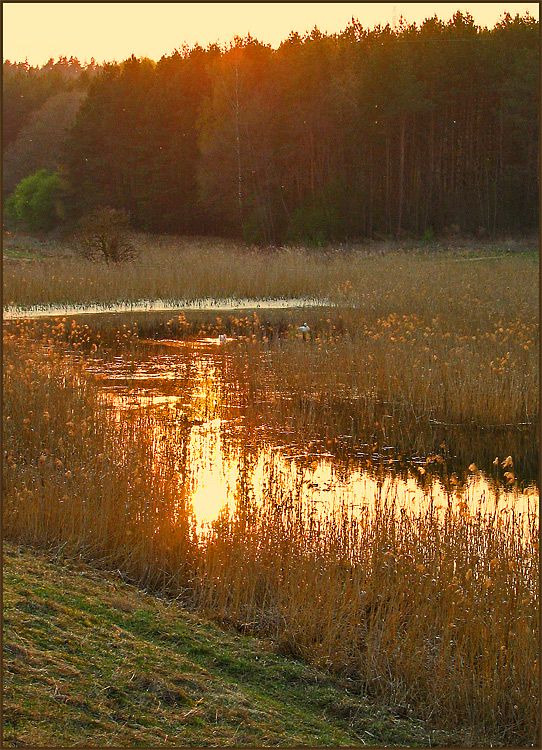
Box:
[188,419,237,525]
[87,337,538,530]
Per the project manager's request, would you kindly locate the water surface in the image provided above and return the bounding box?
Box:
[84,335,538,529]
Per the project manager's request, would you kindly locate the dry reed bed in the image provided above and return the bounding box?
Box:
[4,238,341,307]
[233,311,538,430]
[2,328,539,745]
[3,236,538,313]
[32,311,539,482]
[4,239,538,427]
[8,307,538,439]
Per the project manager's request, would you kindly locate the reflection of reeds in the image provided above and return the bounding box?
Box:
[3,328,538,745]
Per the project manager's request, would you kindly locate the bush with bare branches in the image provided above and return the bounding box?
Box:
[74,207,137,264]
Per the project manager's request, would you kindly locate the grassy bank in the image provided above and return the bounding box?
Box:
[5,541,452,747]
[3,326,538,745]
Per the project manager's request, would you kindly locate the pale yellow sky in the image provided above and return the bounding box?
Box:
[3,2,539,66]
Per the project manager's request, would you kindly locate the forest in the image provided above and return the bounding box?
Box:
[3,11,539,244]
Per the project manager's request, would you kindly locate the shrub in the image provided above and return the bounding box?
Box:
[4,169,67,232]
[423,226,435,242]
[74,207,137,264]
[286,203,329,247]
[285,181,348,247]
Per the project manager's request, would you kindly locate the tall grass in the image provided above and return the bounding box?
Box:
[4,235,538,428]
[3,233,539,311]
[230,310,538,429]
[3,237,538,742]
[3,325,538,745]
[4,235,341,307]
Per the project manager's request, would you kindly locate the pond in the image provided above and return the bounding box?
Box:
[83,332,538,530]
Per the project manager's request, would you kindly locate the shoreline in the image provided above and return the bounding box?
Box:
[3,296,332,320]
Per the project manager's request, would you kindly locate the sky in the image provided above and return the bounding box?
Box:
[3,2,539,66]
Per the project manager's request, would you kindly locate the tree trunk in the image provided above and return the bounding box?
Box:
[396,117,406,238]
[235,64,243,222]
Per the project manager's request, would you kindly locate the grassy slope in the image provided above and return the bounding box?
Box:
[2,541,457,747]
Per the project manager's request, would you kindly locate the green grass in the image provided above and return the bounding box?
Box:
[3,541,458,747]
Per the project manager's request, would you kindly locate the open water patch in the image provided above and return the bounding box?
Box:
[82,336,538,528]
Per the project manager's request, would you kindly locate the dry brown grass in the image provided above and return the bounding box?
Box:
[4,234,343,307]
[4,234,538,428]
[3,236,538,743]
[2,322,539,745]
[232,308,538,429]
[3,233,538,312]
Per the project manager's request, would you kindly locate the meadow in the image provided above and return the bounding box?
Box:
[2,233,539,746]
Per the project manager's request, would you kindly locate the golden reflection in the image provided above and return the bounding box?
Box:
[188,419,235,526]
[88,338,539,530]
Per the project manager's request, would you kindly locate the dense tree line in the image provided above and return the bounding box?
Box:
[3,56,100,197]
[3,11,539,242]
[3,56,93,148]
